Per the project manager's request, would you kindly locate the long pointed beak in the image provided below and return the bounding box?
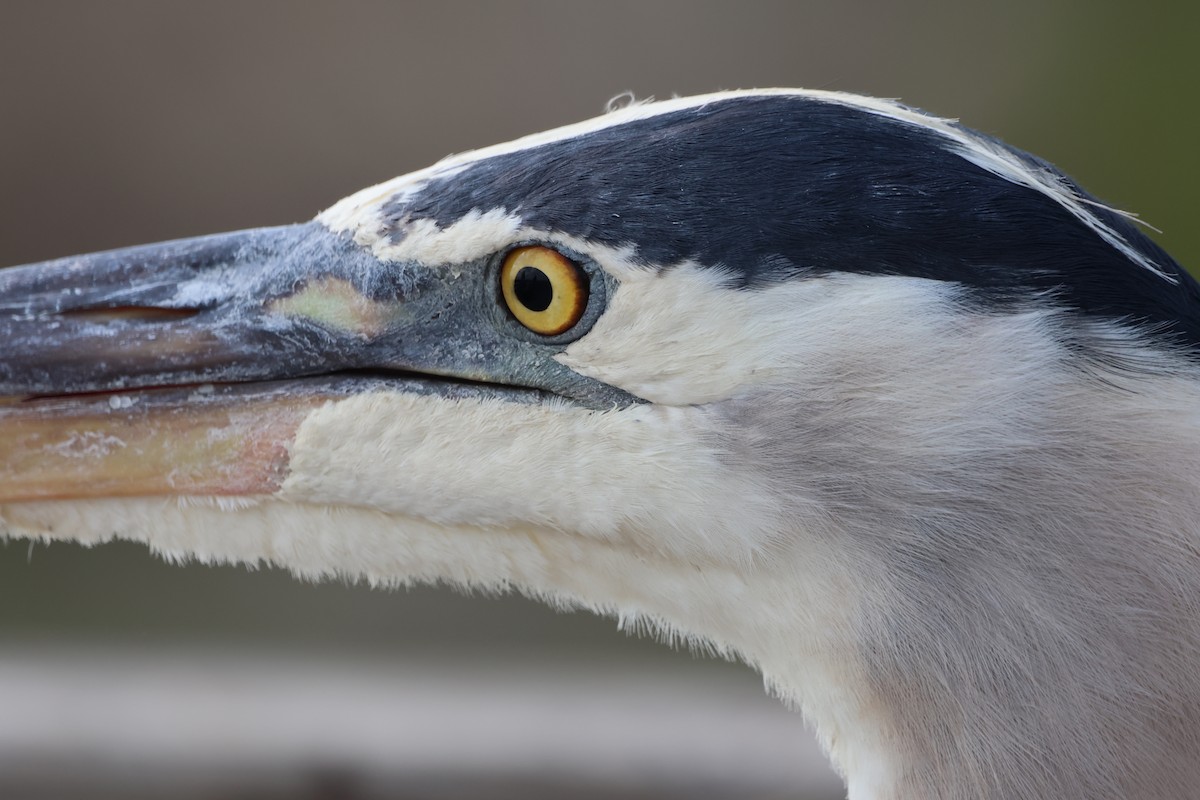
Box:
[0,223,389,394]
[0,223,547,502]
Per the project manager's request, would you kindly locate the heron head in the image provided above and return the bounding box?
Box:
[3,90,1200,798]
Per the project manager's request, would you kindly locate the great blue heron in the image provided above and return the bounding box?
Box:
[1,89,1197,799]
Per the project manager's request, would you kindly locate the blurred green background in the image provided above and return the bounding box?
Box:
[0,0,1196,795]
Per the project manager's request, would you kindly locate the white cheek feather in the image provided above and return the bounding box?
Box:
[560,250,970,407]
[279,393,784,566]
[557,260,792,404]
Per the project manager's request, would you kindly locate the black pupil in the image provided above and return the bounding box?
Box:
[514,266,554,312]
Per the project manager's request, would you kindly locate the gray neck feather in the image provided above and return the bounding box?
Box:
[716,310,1200,799]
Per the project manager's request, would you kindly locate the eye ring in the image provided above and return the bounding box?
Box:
[500,246,589,336]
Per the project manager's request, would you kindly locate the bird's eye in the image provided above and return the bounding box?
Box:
[500,246,588,336]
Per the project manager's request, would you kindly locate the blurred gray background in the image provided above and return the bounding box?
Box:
[0,1,1196,798]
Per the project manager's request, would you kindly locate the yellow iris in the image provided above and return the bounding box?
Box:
[500,246,588,336]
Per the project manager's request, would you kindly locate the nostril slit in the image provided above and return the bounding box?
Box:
[59,306,202,323]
